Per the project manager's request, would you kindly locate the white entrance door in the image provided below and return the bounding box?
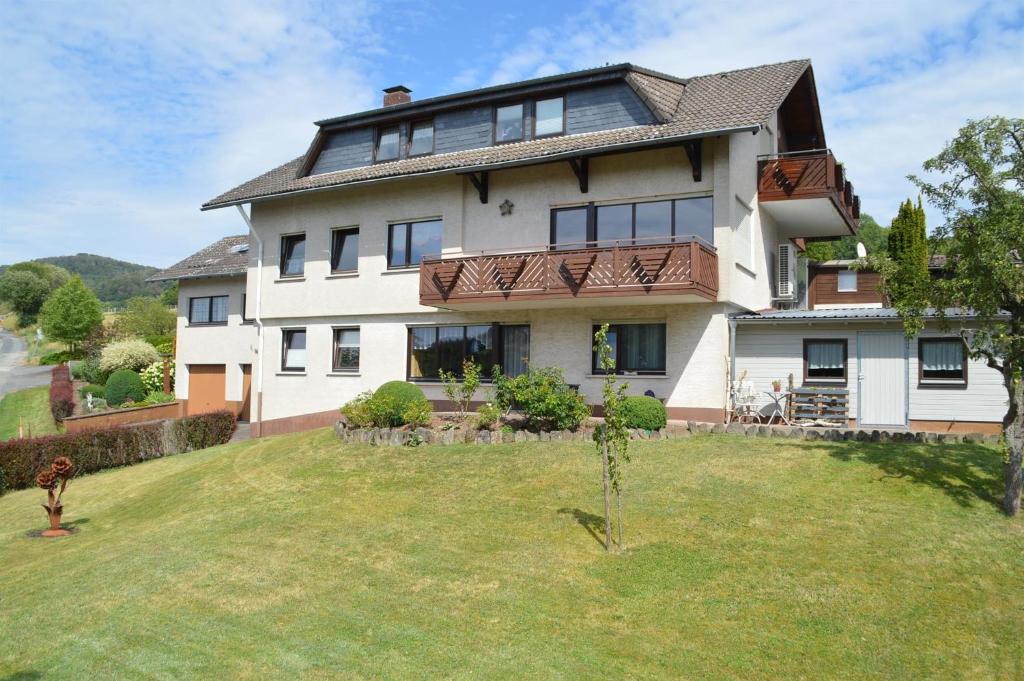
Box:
[858,332,907,427]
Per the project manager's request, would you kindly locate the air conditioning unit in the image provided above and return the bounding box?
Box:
[776,243,796,299]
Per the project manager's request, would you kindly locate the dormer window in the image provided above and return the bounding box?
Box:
[534,97,564,137]
[408,120,434,156]
[495,104,524,143]
[375,126,400,162]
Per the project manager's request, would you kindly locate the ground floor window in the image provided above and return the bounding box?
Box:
[408,324,529,380]
[919,337,967,385]
[592,323,666,375]
[803,339,847,384]
[282,329,306,372]
[332,328,360,372]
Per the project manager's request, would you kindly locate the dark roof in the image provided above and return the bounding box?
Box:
[732,307,998,322]
[203,59,811,211]
[147,235,250,282]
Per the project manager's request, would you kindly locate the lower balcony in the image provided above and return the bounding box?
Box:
[758,150,860,240]
[419,238,718,310]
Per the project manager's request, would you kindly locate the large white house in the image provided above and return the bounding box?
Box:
[150,60,1004,436]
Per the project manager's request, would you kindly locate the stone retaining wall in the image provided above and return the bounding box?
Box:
[335,421,1002,446]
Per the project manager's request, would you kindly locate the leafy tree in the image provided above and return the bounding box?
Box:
[803,241,836,262]
[884,198,931,321]
[0,270,51,326]
[39,275,103,352]
[6,261,70,290]
[593,324,631,551]
[159,281,179,307]
[802,213,890,261]
[881,117,1023,515]
[114,296,176,337]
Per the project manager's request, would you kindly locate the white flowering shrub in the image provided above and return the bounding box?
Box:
[99,338,160,373]
[140,360,174,393]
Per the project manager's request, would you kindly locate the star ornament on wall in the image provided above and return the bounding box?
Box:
[499,199,514,216]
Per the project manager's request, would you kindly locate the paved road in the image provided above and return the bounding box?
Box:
[0,329,51,399]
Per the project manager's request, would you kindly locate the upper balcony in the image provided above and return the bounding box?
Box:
[419,237,718,310]
[758,150,860,240]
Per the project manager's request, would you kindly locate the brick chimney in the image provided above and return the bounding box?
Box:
[383,85,412,107]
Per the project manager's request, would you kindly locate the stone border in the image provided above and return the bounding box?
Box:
[334,421,1001,446]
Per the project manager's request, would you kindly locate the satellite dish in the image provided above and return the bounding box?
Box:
[856,242,867,258]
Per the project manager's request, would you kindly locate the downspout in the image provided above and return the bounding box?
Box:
[728,316,737,420]
[236,204,265,436]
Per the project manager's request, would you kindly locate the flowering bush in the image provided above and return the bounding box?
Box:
[140,360,174,393]
[98,338,159,373]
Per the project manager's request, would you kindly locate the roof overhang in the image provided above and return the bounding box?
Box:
[146,271,247,283]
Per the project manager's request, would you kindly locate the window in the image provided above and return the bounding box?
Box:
[281,329,306,372]
[375,126,400,162]
[280,233,305,277]
[188,295,228,325]
[919,338,967,385]
[803,339,847,384]
[330,227,359,273]
[591,323,666,375]
[534,97,564,137]
[549,196,714,248]
[332,328,360,372]
[241,294,253,323]
[837,269,857,292]
[495,103,524,143]
[408,324,530,380]
[408,120,434,156]
[388,219,442,268]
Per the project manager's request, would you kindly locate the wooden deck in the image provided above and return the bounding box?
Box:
[419,239,718,307]
[758,151,860,232]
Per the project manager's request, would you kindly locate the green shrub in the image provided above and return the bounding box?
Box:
[496,367,590,431]
[99,338,160,373]
[79,383,105,399]
[374,381,426,425]
[140,360,174,393]
[80,355,110,385]
[144,334,175,352]
[170,411,236,452]
[69,360,85,379]
[340,392,374,428]
[402,398,433,428]
[0,465,6,497]
[40,350,80,365]
[86,397,108,412]
[145,390,175,404]
[475,402,501,430]
[619,396,667,430]
[105,370,147,406]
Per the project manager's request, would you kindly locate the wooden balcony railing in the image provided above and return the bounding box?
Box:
[419,237,718,306]
[758,150,860,229]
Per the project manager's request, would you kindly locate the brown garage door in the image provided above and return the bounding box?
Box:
[187,364,226,415]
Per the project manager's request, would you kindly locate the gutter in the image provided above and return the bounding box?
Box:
[201,124,761,212]
[235,204,265,437]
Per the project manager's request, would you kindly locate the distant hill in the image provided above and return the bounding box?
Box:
[0,253,171,305]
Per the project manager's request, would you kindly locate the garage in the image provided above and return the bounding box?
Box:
[187,364,227,415]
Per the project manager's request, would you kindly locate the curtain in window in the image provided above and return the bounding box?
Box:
[211,296,229,322]
[501,326,530,377]
[922,341,962,372]
[807,342,843,370]
[189,298,209,323]
[620,324,665,372]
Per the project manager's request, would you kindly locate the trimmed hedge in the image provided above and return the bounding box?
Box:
[49,364,74,422]
[0,410,236,491]
[374,381,427,426]
[619,396,668,431]
[105,369,146,406]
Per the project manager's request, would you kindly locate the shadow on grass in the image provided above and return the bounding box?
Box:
[558,507,607,549]
[2,673,44,681]
[823,441,1003,510]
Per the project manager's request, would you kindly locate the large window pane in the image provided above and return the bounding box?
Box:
[281,234,305,277]
[805,340,846,381]
[376,126,399,161]
[535,97,564,136]
[592,323,666,375]
[409,220,443,265]
[210,296,229,323]
[189,297,210,324]
[635,201,672,242]
[437,326,465,375]
[331,228,359,272]
[409,121,434,156]
[282,330,306,371]
[388,223,408,268]
[466,325,495,372]
[409,324,529,380]
[596,204,633,244]
[495,104,524,143]
[501,325,530,377]
[552,207,587,248]
[675,197,714,245]
[410,327,438,378]
[333,328,360,372]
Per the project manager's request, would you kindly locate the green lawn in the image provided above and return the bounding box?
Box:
[1,431,1021,679]
[0,386,59,440]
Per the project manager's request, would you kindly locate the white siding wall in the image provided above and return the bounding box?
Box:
[734,322,1005,425]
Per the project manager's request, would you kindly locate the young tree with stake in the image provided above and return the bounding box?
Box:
[593,324,631,550]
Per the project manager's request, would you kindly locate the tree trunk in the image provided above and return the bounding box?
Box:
[615,487,624,550]
[601,437,612,551]
[1003,364,1023,516]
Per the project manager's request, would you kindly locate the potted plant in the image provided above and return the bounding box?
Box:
[36,456,74,537]
[771,379,782,393]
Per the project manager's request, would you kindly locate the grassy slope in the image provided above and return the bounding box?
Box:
[0,431,1021,679]
[0,386,59,440]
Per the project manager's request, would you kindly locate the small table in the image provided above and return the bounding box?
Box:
[762,391,791,425]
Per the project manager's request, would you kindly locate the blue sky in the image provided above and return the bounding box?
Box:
[1,0,1022,267]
